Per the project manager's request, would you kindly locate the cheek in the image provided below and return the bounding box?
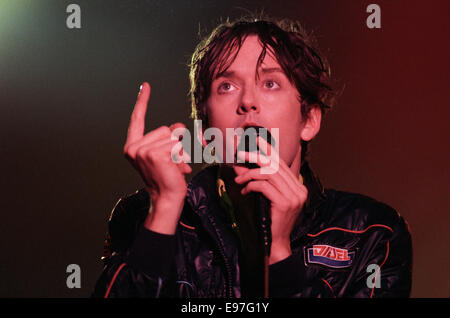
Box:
[206,98,235,127]
[205,100,239,161]
[269,96,303,162]
[267,95,302,132]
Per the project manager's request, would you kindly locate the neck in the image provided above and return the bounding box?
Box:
[290,145,302,177]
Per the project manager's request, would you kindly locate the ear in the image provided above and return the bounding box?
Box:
[300,106,322,142]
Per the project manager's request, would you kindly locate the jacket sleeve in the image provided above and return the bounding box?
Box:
[345,211,413,298]
[269,252,335,298]
[92,193,178,298]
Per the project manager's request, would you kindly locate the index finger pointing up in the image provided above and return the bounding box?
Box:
[126,82,151,146]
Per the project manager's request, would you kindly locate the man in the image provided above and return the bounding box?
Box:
[93,17,412,298]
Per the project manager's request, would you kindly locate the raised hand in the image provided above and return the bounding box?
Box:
[123,82,192,234]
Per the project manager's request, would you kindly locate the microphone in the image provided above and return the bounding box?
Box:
[236,126,274,298]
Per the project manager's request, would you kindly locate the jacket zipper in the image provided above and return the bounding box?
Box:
[206,213,234,298]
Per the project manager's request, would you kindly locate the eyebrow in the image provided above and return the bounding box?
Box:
[215,67,284,80]
[215,70,236,79]
[260,67,284,74]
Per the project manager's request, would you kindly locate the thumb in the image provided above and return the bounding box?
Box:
[178,162,192,175]
[169,122,186,132]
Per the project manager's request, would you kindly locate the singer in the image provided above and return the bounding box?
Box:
[92,16,412,298]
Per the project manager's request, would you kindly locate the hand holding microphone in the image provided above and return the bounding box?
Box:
[234,126,309,265]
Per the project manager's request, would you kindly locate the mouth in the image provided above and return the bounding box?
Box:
[235,121,263,155]
[239,121,264,131]
[234,123,275,166]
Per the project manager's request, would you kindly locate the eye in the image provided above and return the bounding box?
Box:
[264,80,280,90]
[218,82,236,93]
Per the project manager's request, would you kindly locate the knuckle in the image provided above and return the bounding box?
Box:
[251,181,261,190]
[123,145,135,159]
[289,200,297,210]
[280,201,290,210]
[136,147,147,159]
[147,151,157,162]
[298,190,308,202]
[246,182,255,191]
[159,125,171,135]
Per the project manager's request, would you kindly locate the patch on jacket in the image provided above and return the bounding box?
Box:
[306,245,355,268]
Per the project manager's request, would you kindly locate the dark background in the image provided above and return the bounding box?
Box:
[0,0,448,297]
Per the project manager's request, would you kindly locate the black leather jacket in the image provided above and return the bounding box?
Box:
[92,162,412,298]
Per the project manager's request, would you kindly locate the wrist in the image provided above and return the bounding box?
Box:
[269,239,292,265]
[154,194,185,210]
[144,195,185,235]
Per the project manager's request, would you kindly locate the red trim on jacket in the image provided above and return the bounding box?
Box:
[104,262,127,298]
[179,221,195,230]
[307,224,394,237]
[370,241,390,298]
[321,278,336,298]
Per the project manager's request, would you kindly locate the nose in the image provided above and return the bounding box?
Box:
[237,87,260,114]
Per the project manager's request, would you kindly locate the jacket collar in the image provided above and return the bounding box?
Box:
[187,160,327,217]
[185,161,327,264]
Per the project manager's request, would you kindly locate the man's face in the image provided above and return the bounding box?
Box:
[205,35,305,169]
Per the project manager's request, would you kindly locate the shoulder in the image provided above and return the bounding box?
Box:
[109,188,150,224]
[107,189,150,253]
[318,189,410,236]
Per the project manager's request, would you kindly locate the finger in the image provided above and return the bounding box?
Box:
[125,125,172,158]
[125,110,186,157]
[273,153,306,194]
[135,138,177,161]
[256,135,272,157]
[237,151,271,167]
[235,166,296,200]
[257,135,304,192]
[178,160,192,175]
[125,82,151,147]
[151,136,179,151]
[170,141,191,173]
[169,122,186,134]
[171,141,187,163]
[143,139,189,165]
[233,154,302,202]
[137,140,191,175]
[179,152,192,164]
[169,123,188,142]
[234,168,269,184]
[257,136,281,162]
[232,164,250,179]
[241,180,283,203]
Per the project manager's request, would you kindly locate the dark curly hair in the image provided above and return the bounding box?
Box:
[189,15,336,162]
